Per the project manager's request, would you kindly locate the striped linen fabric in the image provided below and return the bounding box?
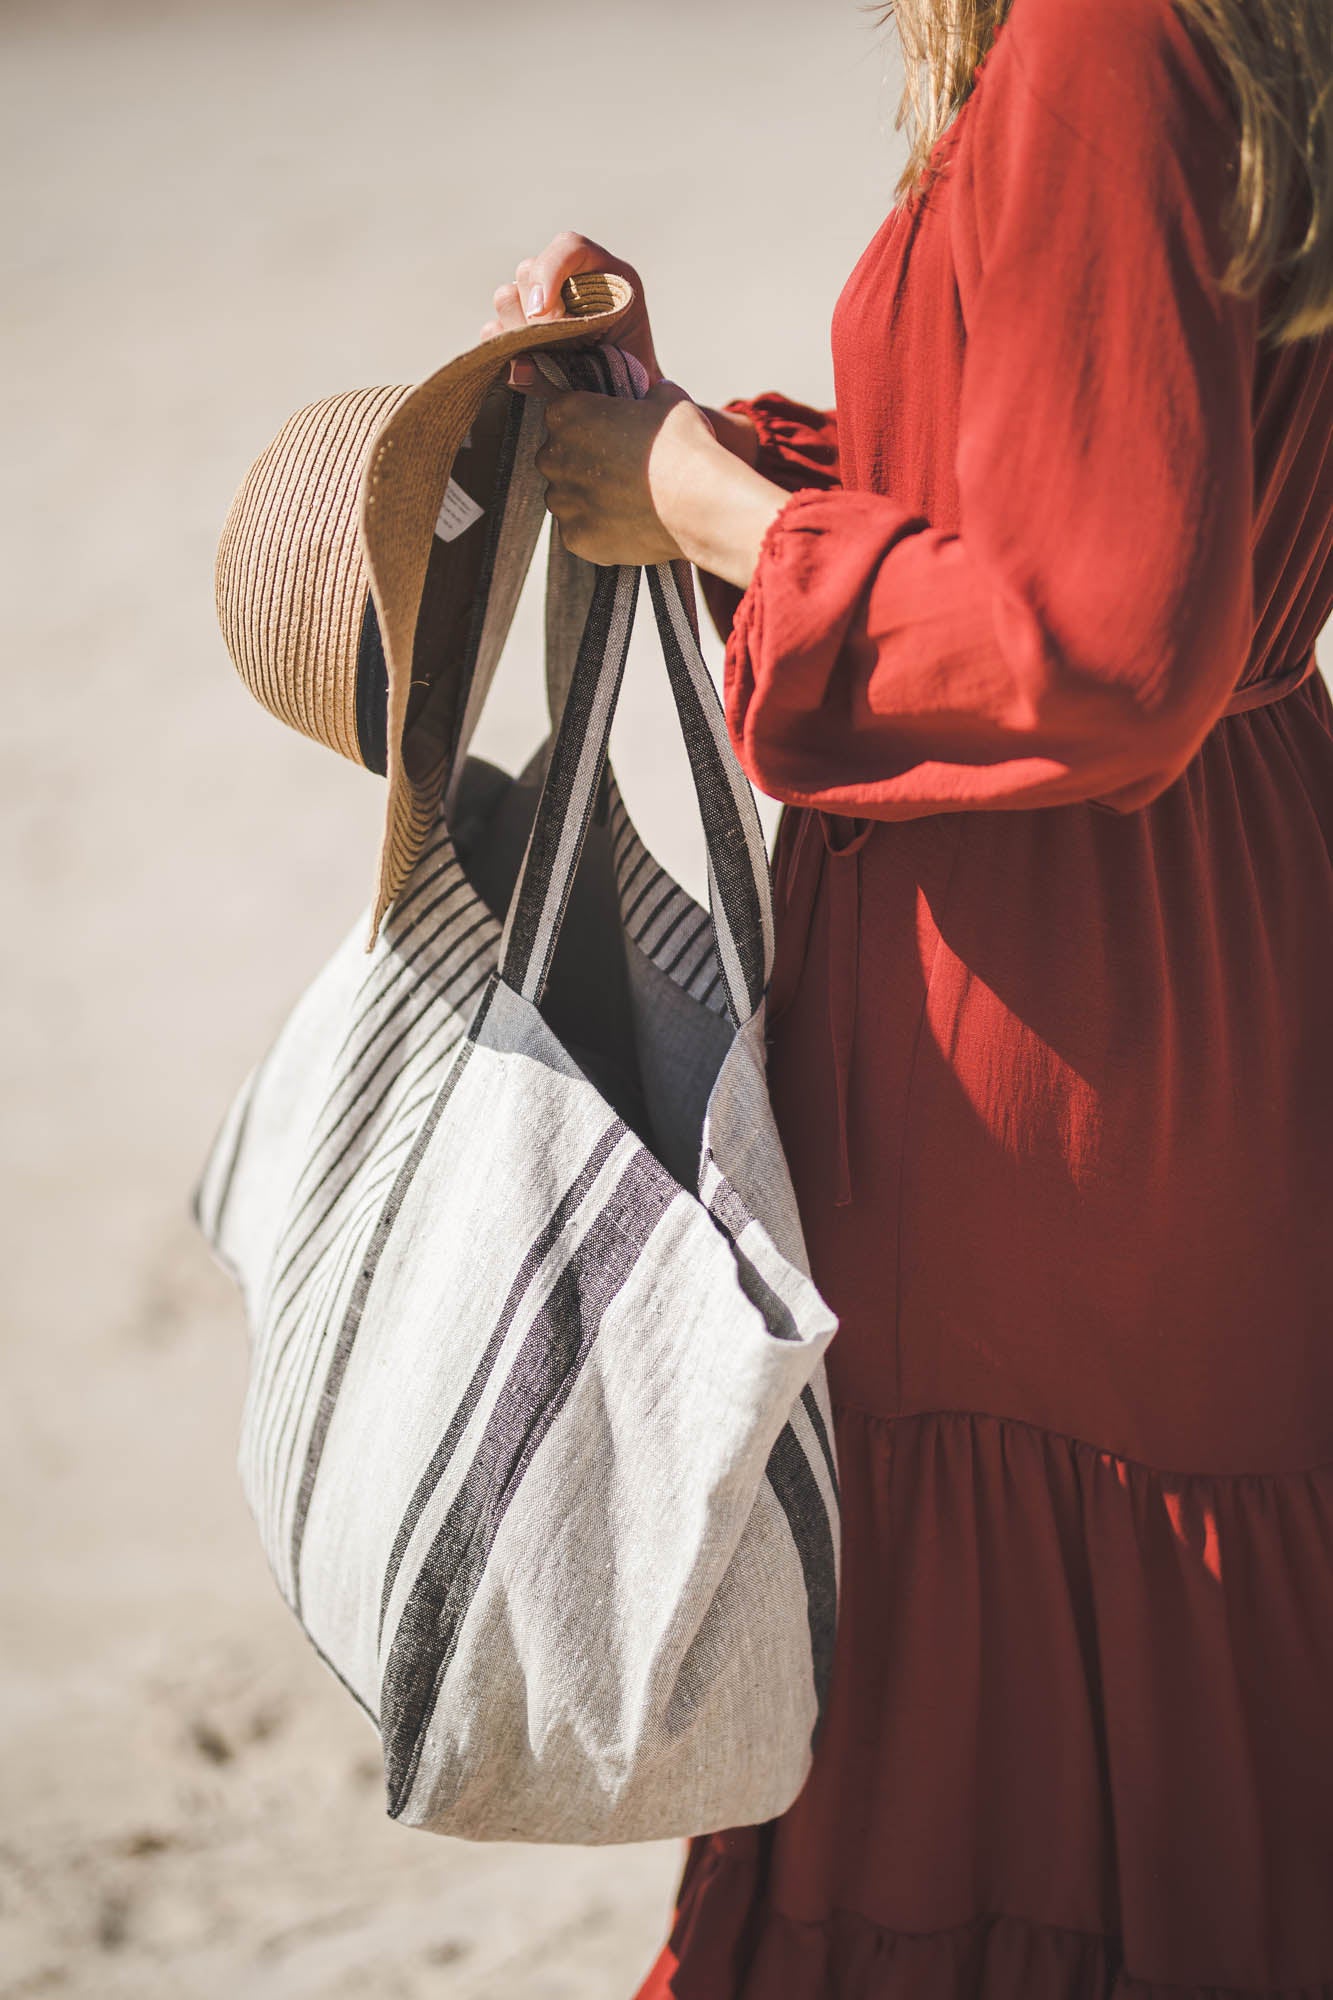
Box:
[193,342,840,1844]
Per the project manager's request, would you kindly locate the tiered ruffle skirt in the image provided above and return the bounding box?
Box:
[635,1405,1333,1998]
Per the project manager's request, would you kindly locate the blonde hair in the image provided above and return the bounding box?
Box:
[875,0,1333,345]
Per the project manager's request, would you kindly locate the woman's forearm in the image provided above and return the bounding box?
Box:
[699,405,761,470]
[521,374,781,585]
[652,415,787,592]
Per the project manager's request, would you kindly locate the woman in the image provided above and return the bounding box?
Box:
[478,0,1333,1990]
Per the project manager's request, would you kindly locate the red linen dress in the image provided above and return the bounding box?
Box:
[635,0,1333,1993]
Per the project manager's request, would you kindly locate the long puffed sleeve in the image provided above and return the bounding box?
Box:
[697,393,839,644]
[724,0,1259,818]
[727,392,840,495]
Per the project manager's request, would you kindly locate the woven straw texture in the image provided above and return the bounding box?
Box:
[212,271,635,942]
[215,383,409,764]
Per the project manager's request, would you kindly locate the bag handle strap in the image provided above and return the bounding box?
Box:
[497,344,775,1029]
[543,514,597,728]
[441,390,553,821]
[440,378,628,820]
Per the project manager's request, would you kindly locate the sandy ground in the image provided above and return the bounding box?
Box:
[8,8,1329,1996]
[1,5,907,1995]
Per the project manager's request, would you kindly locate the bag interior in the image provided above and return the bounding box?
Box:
[448,750,729,1190]
[400,384,519,788]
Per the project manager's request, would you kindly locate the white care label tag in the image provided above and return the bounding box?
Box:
[435,477,484,542]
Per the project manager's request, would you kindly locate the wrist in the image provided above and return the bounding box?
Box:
[699,405,760,469]
[652,421,787,592]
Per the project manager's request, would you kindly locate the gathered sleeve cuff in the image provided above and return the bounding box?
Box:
[722,0,1258,819]
[728,391,840,494]
[696,393,839,643]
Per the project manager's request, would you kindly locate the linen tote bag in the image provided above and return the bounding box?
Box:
[193,339,840,1844]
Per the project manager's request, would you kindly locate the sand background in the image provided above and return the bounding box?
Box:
[1,4,909,1994]
[6,6,1329,1995]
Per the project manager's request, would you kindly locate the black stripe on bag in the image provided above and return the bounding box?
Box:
[644,566,768,1020]
[329,838,462,1034]
[765,1421,838,1746]
[499,560,633,999]
[702,1154,839,1731]
[324,863,489,1086]
[704,1162,804,1344]
[660,911,712,979]
[380,1146,676,1819]
[255,988,490,1478]
[261,938,495,1346]
[288,977,500,1615]
[641,896,697,961]
[734,1251,801,1341]
[376,1120,626,1642]
[282,906,491,1222]
[264,874,495,1256]
[274,913,493,1248]
[625,869,676,934]
[331,850,475,1054]
[800,1382,839,1500]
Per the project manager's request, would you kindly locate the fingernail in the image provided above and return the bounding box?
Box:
[527,284,545,317]
[511,359,535,387]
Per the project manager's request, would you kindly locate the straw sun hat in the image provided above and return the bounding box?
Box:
[214,271,634,944]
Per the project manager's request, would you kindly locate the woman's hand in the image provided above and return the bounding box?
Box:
[527,375,789,588]
[476,229,787,587]
[531,379,707,567]
[477,230,662,390]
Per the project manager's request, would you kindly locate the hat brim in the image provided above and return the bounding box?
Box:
[358,271,635,945]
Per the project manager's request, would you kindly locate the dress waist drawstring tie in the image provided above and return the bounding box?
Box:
[766,805,873,1210]
[820,811,873,1207]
